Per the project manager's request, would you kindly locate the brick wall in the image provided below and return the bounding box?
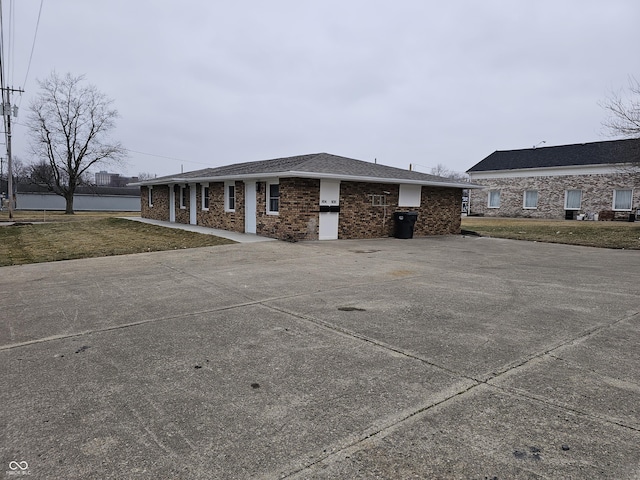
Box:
[469,173,639,219]
[338,182,397,238]
[197,181,244,232]
[414,187,463,235]
[175,185,190,224]
[256,178,321,241]
[338,182,462,239]
[141,185,170,221]
[141,179,463,240]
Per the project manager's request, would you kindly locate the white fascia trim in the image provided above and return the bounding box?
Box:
[468,163,631,180]
[135,171,480,189]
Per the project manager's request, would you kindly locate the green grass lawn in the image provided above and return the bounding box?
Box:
[462,217,640,250]
[0,217,235,266]
[2,213,639,267]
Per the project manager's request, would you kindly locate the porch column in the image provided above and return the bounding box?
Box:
[169,183,176,223]
[189,183,197,225]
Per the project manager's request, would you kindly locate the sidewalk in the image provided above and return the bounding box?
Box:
[121,217,277,243]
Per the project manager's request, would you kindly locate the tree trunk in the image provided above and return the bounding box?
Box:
[65,193,75,214]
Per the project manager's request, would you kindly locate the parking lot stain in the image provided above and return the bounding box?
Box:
[338,306,366,312]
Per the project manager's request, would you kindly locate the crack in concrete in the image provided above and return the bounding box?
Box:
[261,304,640,478]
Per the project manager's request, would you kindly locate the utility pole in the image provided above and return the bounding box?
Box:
[2,86,24,219]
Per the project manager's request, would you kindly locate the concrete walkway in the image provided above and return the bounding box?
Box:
[122,217,276,243]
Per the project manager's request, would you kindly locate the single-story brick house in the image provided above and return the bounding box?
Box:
[466,138,640,220]
[134,152,477,241]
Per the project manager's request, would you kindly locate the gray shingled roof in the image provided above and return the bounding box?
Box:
[141,152,472,187]
[467,138,640,172]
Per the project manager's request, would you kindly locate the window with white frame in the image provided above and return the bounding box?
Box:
[148,186,153,207]
[523,190,538,209]
[564,189,582,210]
[180,185,187,209]
[613,189,633,210]
[488,190,500,208]
[202,184,210,210]
[225,182,235,211]
[267,182,279,214]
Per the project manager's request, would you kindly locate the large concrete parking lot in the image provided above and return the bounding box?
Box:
[1,235,639,479]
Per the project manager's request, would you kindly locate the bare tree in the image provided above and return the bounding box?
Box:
[29,160,56,185]
[601,76,640,139]
[137,172,157,181]
[429,163,470,183]
[27,72,127,213]
[601,77,640,186]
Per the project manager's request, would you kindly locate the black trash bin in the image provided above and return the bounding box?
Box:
[393,211,418,239]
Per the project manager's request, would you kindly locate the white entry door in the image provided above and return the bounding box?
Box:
[319,179,340,240]
[245,181,257,234]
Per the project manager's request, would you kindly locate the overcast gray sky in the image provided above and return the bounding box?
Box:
[5,0,640,177]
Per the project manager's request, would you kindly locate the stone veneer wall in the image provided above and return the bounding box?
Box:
[469,173,639,218]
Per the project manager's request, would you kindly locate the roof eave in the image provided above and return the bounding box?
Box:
[133,170,480,189]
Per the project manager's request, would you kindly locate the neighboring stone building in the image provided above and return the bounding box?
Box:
[134,153,476,241]
[467,138,640,220]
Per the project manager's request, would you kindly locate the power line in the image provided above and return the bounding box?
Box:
[125,148,213,167]
[20,0,43,99]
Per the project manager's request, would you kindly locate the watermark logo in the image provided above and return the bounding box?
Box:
[7,461,30,476]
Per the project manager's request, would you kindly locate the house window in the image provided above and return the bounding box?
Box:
[148,186,153,207]
[564,189,582,210]
[267,182,279,214]
[202,185,209,210]
[370,194,387,206]
[180,185,187,209]
[613,189,633,210]
[225,182,235,211]
[488,190,500,208]
[523,190,538,209]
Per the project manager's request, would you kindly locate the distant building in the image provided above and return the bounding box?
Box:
[467,138,640,220]
[95,171,139,187]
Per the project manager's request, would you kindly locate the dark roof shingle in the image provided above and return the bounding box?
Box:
[148,152,468,185]
[467,138,640,172]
